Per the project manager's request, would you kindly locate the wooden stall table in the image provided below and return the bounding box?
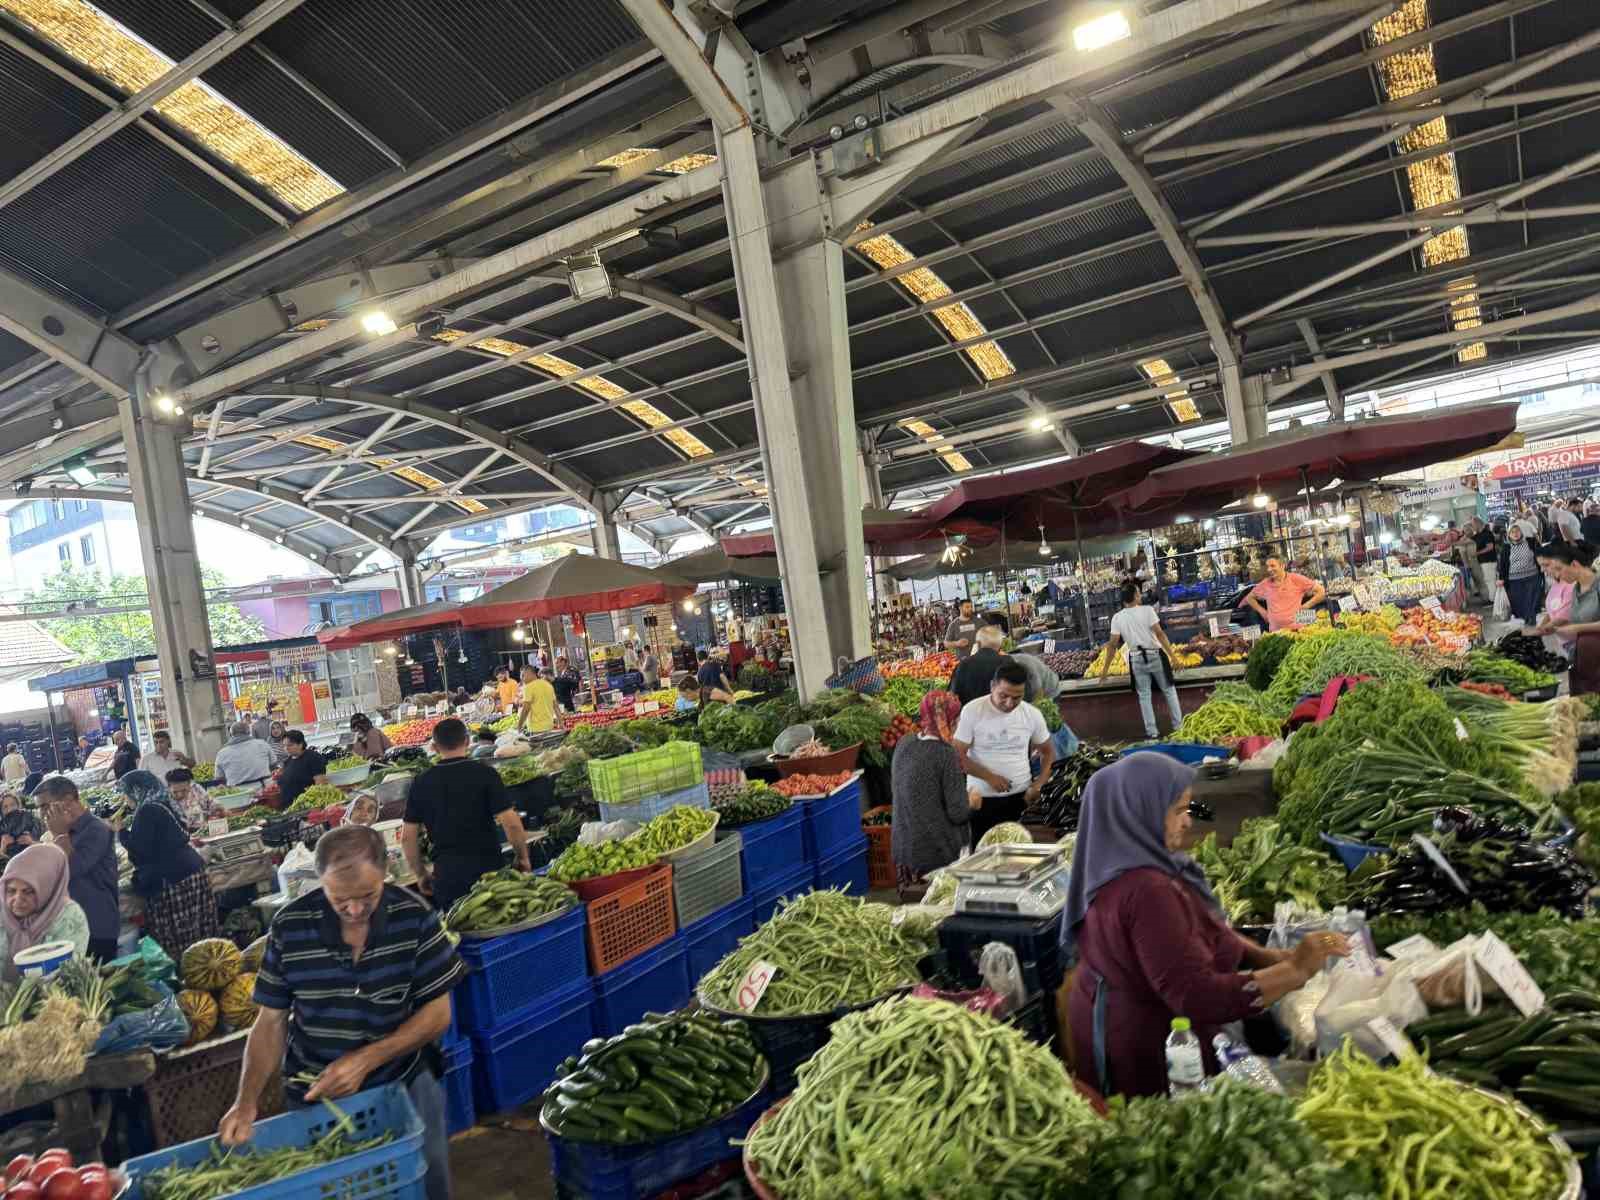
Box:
[1053,663,1247,743]
[0,1050,155,1164]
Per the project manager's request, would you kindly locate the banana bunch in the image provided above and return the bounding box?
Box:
[443,868,577,934]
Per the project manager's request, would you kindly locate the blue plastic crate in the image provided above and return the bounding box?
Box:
[681,895,754,982]
[812,836,869,897]
[801,776,862,861]
[547,1079,772,1199]
[591,934,692,1038]
[598,780,711,826]
[750,862,812,927]
[443,1001,465,1049]
[471,973,595,1116]
[442,1040,475,1136]
[1119,743,1230,765]
[736,805,805,890]
[455,903,588,1033]
[121,1083,424,1200]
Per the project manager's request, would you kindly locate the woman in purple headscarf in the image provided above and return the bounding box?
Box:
[1062,753,1346,1097]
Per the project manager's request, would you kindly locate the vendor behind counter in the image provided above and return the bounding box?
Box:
[277,730,328,809]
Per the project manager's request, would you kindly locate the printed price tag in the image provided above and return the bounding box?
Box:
[205,818,229,839]
[912,646,925,661]
[1453,717,1470,741]
[636,700,660,714]
[1367,1016,1416,1061]
[1337,595,1359,612]
[1208,616,1223,637]
[735,959,779,1012]
[1475,931,1546,1016]
[1242,625,1262,642]
[1421,595,1444,613]
[1044,639,1057,654]
[1385,934,1439,960]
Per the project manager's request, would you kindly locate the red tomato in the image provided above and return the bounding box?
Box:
[38,1171,81,1200]
[8,1182,42,1199]
[33,1154,69,1172]
[5,1156,34,1183]
[26,1162,61,1186]
[71,1169,109,1200]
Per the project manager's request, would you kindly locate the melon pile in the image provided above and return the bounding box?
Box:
[177,938,259,1045]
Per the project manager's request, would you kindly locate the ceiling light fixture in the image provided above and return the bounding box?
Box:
[64,455,96,487]
[154,394,174,414]
[1073,10,1131,52]
[1252,492,1271,509]
[512,628,526,642]
[567,253,613,301]
[1115,403,1132,411]
[1037,523,1052,558]
[360,310,399,337]
[1030,416,1052,432]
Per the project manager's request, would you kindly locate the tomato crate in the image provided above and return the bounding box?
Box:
[591,934,693,1038]
[471,974,596,1115]
[589,742,703,809]
[455,904,589,1033]
[123,1082,425,1200]
[812,836,869,897]
[681,895,754,982]
[585,862,677,974]
[734,805,804,891]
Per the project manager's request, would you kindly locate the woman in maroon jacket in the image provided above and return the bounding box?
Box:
[1062,753,1347,1097]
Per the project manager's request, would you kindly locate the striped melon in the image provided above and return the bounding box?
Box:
[220,973,259,1030]
[182,938,242,991]
[177,989,218,1045]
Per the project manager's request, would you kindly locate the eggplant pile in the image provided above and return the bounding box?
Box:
[1352,807,1595,920]
[1024,745,1120,831]
[1494,631,1568,676]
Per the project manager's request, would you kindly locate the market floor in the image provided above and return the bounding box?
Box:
[450,1112,557,1199]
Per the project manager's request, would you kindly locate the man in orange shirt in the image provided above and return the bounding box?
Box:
[1245,556,1325,632]
[493,666,520,713]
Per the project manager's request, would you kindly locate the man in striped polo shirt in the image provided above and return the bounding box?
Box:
[220,825,463,1199]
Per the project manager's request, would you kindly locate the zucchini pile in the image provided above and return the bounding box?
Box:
[541,1010,766,1143]
[1410,992,1600,1123]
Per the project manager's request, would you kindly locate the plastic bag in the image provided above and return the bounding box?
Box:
[107,935,176,988]
[92,981,190,1054]
[910,981,1009,1019]
[978,942,1026,1015]
[577,819,638,845]
[277,841,319,899]
[1493,585,1510,621]
[1389,935,1491,1013]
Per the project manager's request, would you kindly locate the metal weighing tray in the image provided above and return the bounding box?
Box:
[948,843,1072,919]
[200,829,265,866]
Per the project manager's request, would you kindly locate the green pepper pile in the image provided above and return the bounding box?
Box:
[629,804,716,856]
[541,1009,765,1143]
[287,783,347,813]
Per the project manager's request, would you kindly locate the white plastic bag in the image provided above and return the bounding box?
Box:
[277,842,319,898]
[978,942,1026,1015]
[1492,584,1510,621]
[577,818,638,845]
[1313,955,1428,1060]
[1389,935,1492,1014]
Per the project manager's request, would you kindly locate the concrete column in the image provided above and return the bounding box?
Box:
[590,494,627,645]
[719,126,866,694]
[120,370,226,758]
[858,437,900,622]
[1224,366,1270,444]
[396,552,425,609]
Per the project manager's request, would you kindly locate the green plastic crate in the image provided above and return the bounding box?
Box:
[587,741,703,808]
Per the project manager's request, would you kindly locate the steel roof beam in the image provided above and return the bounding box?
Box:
[0,0,307,212]
[0,271,143,399]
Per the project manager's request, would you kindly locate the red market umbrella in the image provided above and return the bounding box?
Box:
[457,553,696,628]
[657,546,786,584]
[316,598,458,649]
[720,507,997,559]
[1116,402,1521,516]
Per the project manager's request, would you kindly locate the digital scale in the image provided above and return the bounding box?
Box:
[199,828,266,866]
[947,843,1071,918]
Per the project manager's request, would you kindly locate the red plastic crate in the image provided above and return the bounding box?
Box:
[584,862,677,973]
[862,807,895,890]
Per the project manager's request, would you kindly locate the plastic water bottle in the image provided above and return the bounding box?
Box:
[1211,1033,1283,1093]
[1165,1017,1204,1096]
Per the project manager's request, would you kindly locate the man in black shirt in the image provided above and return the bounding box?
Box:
[1468,517,1498,600]
[277,730,327,808]
[948,626,1010,707]
[400,717,530,912]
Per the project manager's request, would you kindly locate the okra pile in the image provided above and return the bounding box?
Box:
[541,1010,766,1143]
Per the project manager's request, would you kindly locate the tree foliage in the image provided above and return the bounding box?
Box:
[25,564,267,664]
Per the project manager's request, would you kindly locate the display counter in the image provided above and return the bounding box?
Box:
[1053,663,1247,743]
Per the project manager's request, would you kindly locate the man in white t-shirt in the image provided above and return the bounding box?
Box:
[952,660,1055,845]
[1552,500,1582,543]
[139,729,194,783]
[943,599,979,655]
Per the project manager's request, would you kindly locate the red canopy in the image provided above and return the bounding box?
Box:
[1117,402,1521,515]
[316,598,458,649]
[917,441,1201,536]
[720,507,996,559]
[457,553,695,628]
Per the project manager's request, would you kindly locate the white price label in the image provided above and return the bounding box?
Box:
[1421,595,1444,613]
[1243,625,1262,642]
[1453,717,1470,741]
[1337,595,1359,612]
[206,818,230,838]
[1367,1016,1416,1061]
[912,646,925,662]
[1475,932,1545,1016]
[636,700,660,714]
[1208,617,1223,637]
[735,959,779,1012]
[1385,934,1439,961]
[1044,639,1057,654]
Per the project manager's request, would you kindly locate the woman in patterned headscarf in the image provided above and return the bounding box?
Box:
[116,770,221,962]
[889,690,981,895]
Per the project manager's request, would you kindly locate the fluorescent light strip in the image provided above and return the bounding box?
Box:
[291,433,487,514]
[900,418,974,473]
[4,0,343,212]
[431,329,714,458]
[1369,0,1483,363]
[1138,358,1201,423]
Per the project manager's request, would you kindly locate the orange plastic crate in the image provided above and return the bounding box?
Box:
[863,806,895,890]
[584,862,677,974]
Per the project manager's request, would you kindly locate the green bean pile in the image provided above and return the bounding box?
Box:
[742,996,1099,1199]
[139,1100,392,1200]
[1297,1041,1573,1200]
[698,891,933,1015]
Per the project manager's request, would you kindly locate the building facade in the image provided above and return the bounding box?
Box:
[5,498,143,583]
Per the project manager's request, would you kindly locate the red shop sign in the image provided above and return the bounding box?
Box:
[1490,442,1600,479]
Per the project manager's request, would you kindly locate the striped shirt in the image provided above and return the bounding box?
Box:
[254,885,463,1101]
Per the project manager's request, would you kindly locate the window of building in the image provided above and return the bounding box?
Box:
[53,499,65,519]
[80,534,95,565]
[57,541,70,564]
